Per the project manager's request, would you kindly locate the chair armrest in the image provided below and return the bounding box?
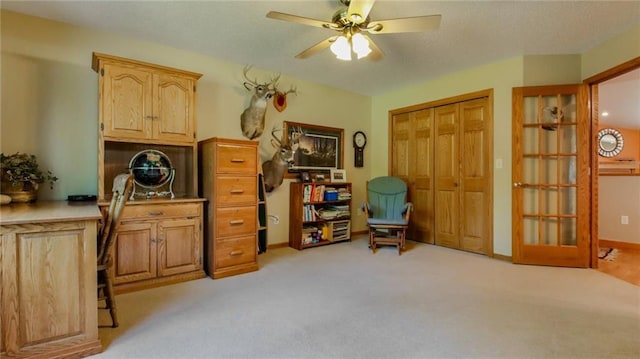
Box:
[403,202,413,222]
[362,201,371,218]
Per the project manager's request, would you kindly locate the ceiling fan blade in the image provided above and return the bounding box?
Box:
[347,0,376,24]
[266,11,332,29]
[295,36,338,59]
[363,34,384,61]
[367,15,441,34]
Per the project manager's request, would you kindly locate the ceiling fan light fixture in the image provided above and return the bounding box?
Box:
[330,35,352,60]
[351,32,371,59]
[350,13,363,22]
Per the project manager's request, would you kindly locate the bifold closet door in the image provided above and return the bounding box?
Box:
[434,98,491,254]
[390,109,434,244]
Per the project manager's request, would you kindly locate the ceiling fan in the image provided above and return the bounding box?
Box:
[266,0,441,61]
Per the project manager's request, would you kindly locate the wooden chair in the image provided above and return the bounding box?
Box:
[363,176,413,255]
[97,173,133,328]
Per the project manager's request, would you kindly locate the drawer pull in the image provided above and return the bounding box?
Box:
[229,219,244,225]
[230,158,245,163]
[148,211,164,216]
[230,250,244,256]
[230,189,245,194]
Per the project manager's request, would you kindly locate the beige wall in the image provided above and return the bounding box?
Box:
[598,176,640,244]
[0,10,372,245]
[2,10,639,255]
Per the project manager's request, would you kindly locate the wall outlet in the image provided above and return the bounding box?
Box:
[621,215,629,225]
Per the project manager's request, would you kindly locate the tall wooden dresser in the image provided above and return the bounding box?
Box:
[198,138,259,279]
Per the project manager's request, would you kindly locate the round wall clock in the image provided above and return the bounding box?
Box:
[353,131,367,167]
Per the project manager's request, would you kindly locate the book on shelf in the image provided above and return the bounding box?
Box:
[337,187,351,200]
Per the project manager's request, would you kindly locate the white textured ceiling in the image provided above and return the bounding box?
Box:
[2,0,639,127]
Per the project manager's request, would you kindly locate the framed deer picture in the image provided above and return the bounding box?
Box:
[283,121,344,178]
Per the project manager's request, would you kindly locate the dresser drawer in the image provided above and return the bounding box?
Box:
[216,177,257,206]
[216,143,256,174]
[214,235,257,269]
[122,203,201,220]
[215,206,256,238]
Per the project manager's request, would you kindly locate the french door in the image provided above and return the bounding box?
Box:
[512,85,590,267]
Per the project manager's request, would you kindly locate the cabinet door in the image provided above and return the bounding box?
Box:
[101,63,153,140]
[0,221,100,357]
[113,221,157,284]
[157,217,202,277]
[153,73,196,144]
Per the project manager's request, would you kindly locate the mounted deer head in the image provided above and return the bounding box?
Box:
[262,125,304,192]
[240,65,280,140]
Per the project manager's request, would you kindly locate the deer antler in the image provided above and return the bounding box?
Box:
[270,125,283,147]
[242,65,259,86]
[284,85,297,96]
[289,126,304,145]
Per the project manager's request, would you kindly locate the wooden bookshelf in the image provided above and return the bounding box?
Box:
[289,182,352,250]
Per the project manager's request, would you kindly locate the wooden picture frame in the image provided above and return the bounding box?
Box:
[284,121,344,178]
[330,169,347,182]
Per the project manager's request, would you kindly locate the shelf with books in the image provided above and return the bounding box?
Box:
[289,182,352,250]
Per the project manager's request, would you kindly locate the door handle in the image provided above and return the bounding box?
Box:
[513,182,530,188]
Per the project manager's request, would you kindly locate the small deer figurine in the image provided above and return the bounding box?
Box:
[262,125,304,192]
[240,66,280,140]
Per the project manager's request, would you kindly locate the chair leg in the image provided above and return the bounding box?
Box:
[103,268,119,328]
[369,229,376,253]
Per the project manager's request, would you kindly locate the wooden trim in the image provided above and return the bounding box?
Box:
[492,253,512,262]
[585,57,640,268]
[599,239,640,251]
[583,56,640,84]
[388,89,493,116]
[92,52,203,78]
[267,242,290,250]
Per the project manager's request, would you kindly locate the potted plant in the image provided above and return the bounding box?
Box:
[0,152,58,202]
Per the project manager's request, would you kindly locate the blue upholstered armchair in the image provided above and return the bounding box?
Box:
[363,176,413,255]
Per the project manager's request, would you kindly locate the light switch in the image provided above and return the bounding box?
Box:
[496,158,503,169]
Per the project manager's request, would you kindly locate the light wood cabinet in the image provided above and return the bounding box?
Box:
[289,182,352,250]
[198,138,259,279]
[93,53,199,145]
[92,53,205,293]
[92,52,202,200]
[111,201,205,293]
[0,202,102,358]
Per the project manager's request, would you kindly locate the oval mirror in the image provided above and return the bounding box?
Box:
[597,128,624,157]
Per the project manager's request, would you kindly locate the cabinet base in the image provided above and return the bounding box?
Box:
[4,338,102,359]
[211,263,259,279]
[114,270,206,294]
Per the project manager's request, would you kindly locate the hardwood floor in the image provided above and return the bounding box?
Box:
[597,247,640,286]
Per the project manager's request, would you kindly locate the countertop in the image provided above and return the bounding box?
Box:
[0,200,101,226]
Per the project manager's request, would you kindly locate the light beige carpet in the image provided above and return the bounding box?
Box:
[96,237,640,359]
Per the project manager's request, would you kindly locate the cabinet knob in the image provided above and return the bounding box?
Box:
[229,219,244,225]
[230,189,245,194]
[229,250,244,256]
[230,158,245,163]
[148,211,164,216]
